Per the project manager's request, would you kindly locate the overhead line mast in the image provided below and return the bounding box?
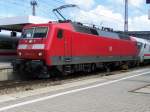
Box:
[30,0,37,16]
[124,0,128,32]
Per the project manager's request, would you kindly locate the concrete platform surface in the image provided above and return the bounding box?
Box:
[0,62,14,81]
[0,67,149,112]
[0,62,12,69]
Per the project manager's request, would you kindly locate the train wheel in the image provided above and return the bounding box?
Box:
[91,64,96,72]
[38,66,50,79]
[84,64,92,73]
[49,66,63,78]
[104,64,112,75]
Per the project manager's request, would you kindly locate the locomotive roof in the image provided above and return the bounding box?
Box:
[71,22,130,40]
[21,20,131,41]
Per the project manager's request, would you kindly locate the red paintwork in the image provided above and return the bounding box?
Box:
[18,22,139,65]
[71,31,138,56]
[18,50,44,59]
[144,54,150,56]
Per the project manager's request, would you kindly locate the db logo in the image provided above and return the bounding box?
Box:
[109,46,112,51]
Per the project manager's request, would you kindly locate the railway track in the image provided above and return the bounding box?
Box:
[0,79,62,95]
[0,65,149,95]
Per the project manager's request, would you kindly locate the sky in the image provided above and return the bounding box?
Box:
[0,0,150,31]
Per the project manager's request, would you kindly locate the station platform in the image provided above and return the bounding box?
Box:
[0,62,14,81]
[0,62,12,69]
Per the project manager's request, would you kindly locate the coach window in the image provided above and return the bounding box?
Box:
[144,44,146,48]
[57,29,64,39]
[137,42,143,50]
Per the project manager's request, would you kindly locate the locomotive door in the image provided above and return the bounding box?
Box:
[64,31,72,62]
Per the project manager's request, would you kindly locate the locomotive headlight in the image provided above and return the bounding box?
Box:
[38,52,43,56]
[18,52,22,56]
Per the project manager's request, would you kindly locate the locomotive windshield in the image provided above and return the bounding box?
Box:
[22,27,48,38]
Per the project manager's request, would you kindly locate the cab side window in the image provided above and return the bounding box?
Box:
[57,29,64,39]
[137,42,143,50]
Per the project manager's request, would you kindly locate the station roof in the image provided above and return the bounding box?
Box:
[0,16,51,32]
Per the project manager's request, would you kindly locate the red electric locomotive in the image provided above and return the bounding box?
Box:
[12,21,139,77]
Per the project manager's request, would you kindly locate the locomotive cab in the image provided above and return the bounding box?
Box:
[13,24,51,77]
[13,22,74,77]
[18,26,48,59]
